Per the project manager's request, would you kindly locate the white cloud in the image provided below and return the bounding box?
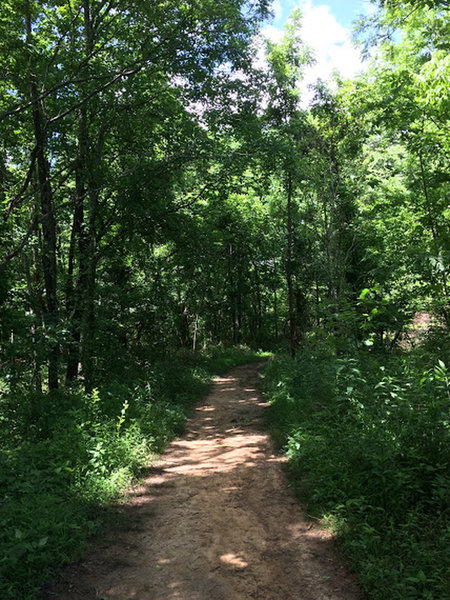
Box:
[260,23,284,44]
[252,23,284,72]
[272,0,283,21]
[260,0,366,106]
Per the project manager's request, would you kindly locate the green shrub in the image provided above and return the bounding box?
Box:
[264,348,450,600]
[0,346,265,599]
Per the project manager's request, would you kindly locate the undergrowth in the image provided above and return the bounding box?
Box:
[264,338,450,600]
[0,345,263,600]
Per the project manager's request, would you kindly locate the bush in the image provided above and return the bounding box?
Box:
[0,346,264,599]
[264,347,450,600]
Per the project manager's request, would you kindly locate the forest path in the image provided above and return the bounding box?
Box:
[46,363,363,600]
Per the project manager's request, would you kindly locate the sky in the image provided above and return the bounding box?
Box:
[261,0,373,105]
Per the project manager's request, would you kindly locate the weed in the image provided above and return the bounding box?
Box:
[264,347,450,600]
[0,345,265,599]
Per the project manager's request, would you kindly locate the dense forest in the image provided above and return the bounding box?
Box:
[0,0,449,598]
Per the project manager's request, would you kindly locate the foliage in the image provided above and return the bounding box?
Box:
[0,1,449,598]
[264,342,450,600]
[0,346,263,599]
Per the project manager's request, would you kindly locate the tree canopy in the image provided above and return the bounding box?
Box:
[0,1,449,598]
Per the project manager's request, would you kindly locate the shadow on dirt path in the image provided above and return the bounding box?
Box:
[43,363,364,600]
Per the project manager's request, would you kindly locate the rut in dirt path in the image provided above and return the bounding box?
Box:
[46,363,363,600]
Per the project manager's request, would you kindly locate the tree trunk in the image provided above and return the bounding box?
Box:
[419,151,449,325]
[65,108,88,382]
[0,146,6,205]
[23,246,44,393]
[26,0,59,390]
[75,0,102,391]
[286,173,296,358]
[252,260,263,342]
[81,186,99,392]
[228,243,237,344]
[274,287,278,340]
[192,313,200,351]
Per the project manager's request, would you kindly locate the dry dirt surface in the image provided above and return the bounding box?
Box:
[44,363,363,600]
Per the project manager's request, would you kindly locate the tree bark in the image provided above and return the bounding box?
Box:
[72,0,102,391]
[0,146,7,205]
[419,151,449,325]
[192,313,200,351]
[26,0,59,390]
[65,106,89,382]
[286,173,296,358]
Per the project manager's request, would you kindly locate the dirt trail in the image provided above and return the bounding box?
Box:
[46,363,363,600]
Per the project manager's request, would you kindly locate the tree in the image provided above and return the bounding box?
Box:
[0,0,270,391]
[264,10,313,356]
[355,2,449,326]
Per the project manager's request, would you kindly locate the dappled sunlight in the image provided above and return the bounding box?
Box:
[153,429,268,477]
[220,485,239,492]
[266,455,287,464]
[195,405,215,413]
[220,552,249,569]
[51,364,361,600]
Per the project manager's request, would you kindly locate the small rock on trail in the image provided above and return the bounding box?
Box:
[44,363,363,600]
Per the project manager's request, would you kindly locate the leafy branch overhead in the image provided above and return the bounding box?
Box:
[0,1,449,599]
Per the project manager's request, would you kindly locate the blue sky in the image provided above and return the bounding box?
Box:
[261,0,372,104]
[271,0,369,30]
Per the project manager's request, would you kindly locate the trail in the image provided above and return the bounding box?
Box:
[45,363,363,600]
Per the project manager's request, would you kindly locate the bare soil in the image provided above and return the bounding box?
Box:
[44,363,363,600]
